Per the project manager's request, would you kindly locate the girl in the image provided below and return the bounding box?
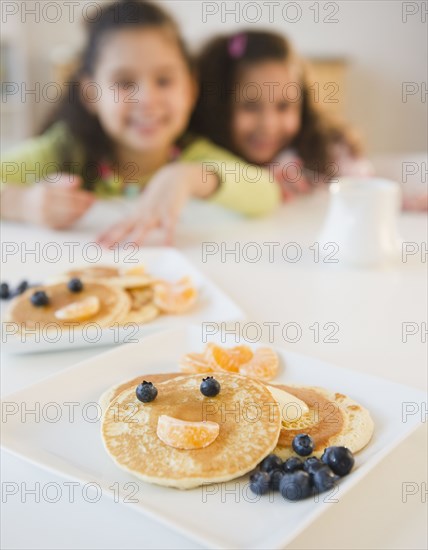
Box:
[1,1,280,246]
[191,31,373,202]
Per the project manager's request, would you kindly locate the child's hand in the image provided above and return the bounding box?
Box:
[24,174,95,229]
[273,157,313,202]
[97,164,217,248]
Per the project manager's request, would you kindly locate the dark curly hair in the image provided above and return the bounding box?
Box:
[43,0,192,190]
[190,30,361,175]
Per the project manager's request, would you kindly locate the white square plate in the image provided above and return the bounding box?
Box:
[1,326,426,549]
[1,248,244,354]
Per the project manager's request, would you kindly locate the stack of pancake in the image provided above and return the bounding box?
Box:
[5,265,197,332]
[100,370,374,489]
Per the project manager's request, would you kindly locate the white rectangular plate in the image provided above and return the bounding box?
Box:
[1,326,426,549]
[1,248,244,354]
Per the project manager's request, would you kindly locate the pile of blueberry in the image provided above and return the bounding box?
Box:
[0,281,36,300]
[250,434,355,501]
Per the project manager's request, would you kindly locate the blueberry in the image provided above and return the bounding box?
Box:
[312,465,337,493]
[200,376,221,397]
[0,283,10,300]
[321,446,355,476]
[283,456,304,473]
[67,278,83,293]
[269,469,284,491]
[259,454,283,473]
[279,470,313,501]
[249,471,270,495]
[16,280,29,295]
[292,434,314,456]
[30,291,49,307]
[135,381,158,403]
[303,457,324,475]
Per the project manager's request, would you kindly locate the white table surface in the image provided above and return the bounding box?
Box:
[1,191,427,549]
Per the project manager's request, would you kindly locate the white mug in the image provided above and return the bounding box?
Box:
[318,178,402,267]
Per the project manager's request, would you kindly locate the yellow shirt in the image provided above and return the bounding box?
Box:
[1,122,279,217]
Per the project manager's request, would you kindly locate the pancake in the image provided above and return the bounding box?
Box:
[66,266,120,279]
[6,281,130,331]
[49,266,153,289]
[119,303,160,325]
[127,287,154,307]
[102,275,154,289]
[99,373,182,413]
[272,384,374,459]
[118,288,160,325]
[101,373,282,489]
[47,266,120,284]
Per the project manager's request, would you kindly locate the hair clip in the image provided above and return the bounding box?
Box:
[228,33,247,59]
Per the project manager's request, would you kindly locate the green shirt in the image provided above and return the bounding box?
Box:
[1,122,280,216]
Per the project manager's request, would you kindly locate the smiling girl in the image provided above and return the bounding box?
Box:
[191,31,373,202]
[1,2,280,245]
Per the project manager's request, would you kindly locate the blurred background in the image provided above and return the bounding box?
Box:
[1,0,427,168]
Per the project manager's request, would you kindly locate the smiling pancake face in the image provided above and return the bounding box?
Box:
[6,282,130,330]
[102,373,282,489]
[272,384,374,459]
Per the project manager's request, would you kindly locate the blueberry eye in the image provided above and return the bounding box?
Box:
[136,381,158,403]
[200,377,221,397]
[30,291,49,307]
[68,278,83,293]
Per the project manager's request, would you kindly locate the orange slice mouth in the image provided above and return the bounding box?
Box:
[54,296,100,321]
[156,414,220,450]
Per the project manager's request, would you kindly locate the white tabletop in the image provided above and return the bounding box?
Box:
[1,192,427,549]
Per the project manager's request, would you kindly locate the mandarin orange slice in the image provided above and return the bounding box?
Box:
[204,343,254,373]
[239,347,279,381]
[153,277,197,313]
[179,352,213,374]
[156,415,220,450]
[54,296,100,321]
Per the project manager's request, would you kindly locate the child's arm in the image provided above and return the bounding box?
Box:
[97,162,218,247]
[180,138,280,216]
[1,176,95,229]
[1,123,95,228]
[97,139,280,247]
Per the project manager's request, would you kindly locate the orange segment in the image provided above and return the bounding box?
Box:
[153,277,197,313]
[179,352,212,374]
[156,415,219,450]
[54,296,100,321]
[205,343,253,373]
[239,347,279,381]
